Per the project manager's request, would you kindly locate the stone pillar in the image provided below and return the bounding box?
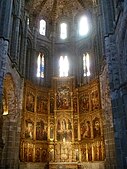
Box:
[10,0,22,65]
[0,38,9,163]
[104,32,127,169]
[0,98,4,162]
[0,0,13,164]
[100,64,117,169]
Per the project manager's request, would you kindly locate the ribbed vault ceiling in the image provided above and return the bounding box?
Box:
[25,0,93,21]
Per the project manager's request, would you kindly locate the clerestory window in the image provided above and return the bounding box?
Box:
[83,53,90,77]
[60,23,67,39]
[79,16,89,36]
[37,53,45,78]
[39,19,46,36]
[59,56,69,77]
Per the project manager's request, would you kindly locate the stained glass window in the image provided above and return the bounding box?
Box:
[39,19,46,36]
[37,53,44,78]
[83,53,90,76]
[60,23,67,39]
[59,56,69,77]
[79,16,89,36]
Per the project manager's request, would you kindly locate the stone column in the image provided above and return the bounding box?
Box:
[0,39,9,163]
[11,0,22,65]
[0,0,13,164]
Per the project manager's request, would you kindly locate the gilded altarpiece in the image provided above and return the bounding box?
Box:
[20,82,49,162]
[20,78,105,168]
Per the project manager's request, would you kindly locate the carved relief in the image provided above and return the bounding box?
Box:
[60,142,72,162]
[57,118,72,142]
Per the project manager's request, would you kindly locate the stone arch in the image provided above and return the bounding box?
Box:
[1,73,18,168]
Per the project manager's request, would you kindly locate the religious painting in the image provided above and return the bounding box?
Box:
[56,86,71,109]
[25,120,34,139]
[90,90,100,111]
[73,97,77,114]
[79,94,89,113]
[26,92,35,112]
[50,95,54,114]
[80,120,91,139]
[37,96,48,114]
[36,120,47,141]
[93,117,101,138]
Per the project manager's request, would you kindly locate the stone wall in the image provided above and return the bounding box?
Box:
[101,0,127,168]
[100,64,117,169]
[1,56,24,169]
[0,38,8,165]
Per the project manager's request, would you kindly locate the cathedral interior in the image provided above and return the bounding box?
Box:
[0,0,127,169]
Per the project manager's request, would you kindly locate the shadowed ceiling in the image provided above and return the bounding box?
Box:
[25,0,94,21]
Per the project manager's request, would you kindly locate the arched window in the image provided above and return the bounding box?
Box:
[59,56,69,77]
[39,19,46,36]
[37,53,45,78]
[60,23,67,39]
[83,53,90,76]
[79,16,89,36]
[27,17,30,26]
